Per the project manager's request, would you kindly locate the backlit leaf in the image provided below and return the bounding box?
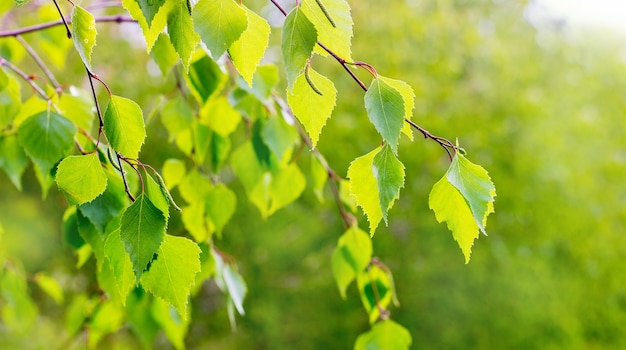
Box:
[364,76,405,152]
[282,7,318,89]
[229,5,271,86]
[357,264,393,324]
[151,33,179,76]
[71,6,97,72]
[347,148,382,235]
[301,0,353,60]
[104,229,135,305]
[186,55,226,104]
[354,320,412,350]
[193,0,248,59]
[0,68,21,128]
[104,95,146,159]
[200,96,242,137]
[372,144,405,224]
[0,135,29,190]
[56,153,108,205]
[381,77,415,141]
[135,0,167,25]
[205,184,237,238]
[332,226,372,299]
[121,0,170,51]
[167,0,200,71]
[79,168,126,233]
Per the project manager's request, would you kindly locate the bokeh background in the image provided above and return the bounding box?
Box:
[1,0,626,348]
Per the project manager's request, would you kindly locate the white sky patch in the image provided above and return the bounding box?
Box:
[533,0,626,34]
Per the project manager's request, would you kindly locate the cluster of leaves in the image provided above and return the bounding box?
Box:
[0,0,495,348]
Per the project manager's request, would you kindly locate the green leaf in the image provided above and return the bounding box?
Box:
[364,76,406,152]
[151,297,189,349]
[193,0,248,59]
[0,68,21,128]
[104,229,135,305]
[0,135,29,190]
[141,235,201,320]
[429,153,496,263]
[144,170,170,221]
[347,148,382,235]
[301,0,353,60]
[71,6,97,72]
[56,153,108,205]
[88,299,124,348]
[104,95,146,159]
[161,93,194,140]
[381,78,415,141]
[446,153,497,234]
[1,265,38,333]
[162,158,186,190]
[120,193,167,280]
[287,68,337,148]
[332,226,372,299]
[261,113,299,164]
[228,5,271,86]
[268,163,306,215]
[58,88,95,131]
[135,0,167,25]
[357,264,393,324]
[354,320,412,350]
[199,96,242,137]
[310,155,327,201]
[77,209,105,263]
[34,273,64,305]
[121,0,170,51]
[63,207,85,249]
[205,184,237,238]
[17,110,76,173]
[79,168,126,233]
[373,144,405,224]
[167,0,200,71]
[282,7,318,89]
[213,249,247,315]
[125,290,160,349]
[150,33,179,76]
[186,55,226,104]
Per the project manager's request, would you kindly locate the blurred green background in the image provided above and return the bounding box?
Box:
[2,0,626,348]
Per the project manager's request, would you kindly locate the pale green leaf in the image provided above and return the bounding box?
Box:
[310,155,327,201]
[372,144,405,224]
[17,110,76,173]
[301,0,353,60]
[347,148,382,235]
[332,226,372,299]
[181,202,209,242]
[167,0,200,71]
[71,6,97,71]
[0,69,21,128]
[364,77,405,152]
[354,320,412,350]
[104,229,135,305]
[88,299,125,348]
[34,273,63,305]
[193,0,248,59]
[121,0,171,51]
[144,170,170,220]
[287,68,337,147]
[282,7,318,89]
[162,158,186,190]
[261,114,299,164]
[120,193,167,280]
[205,184,237,238]
[228,5,271,86]
[58,88,95,131]
[178,169,212,204]
[103,95,146,159]
[199,96,242,137]
[1,265,38,333]
[56,153,108,205]
[0,135,29,190]
[141,235,201,319]
[150,33,179,76]
[151,297,189,350]
[269,163,306,215]
[446,153,497,234]
[161,93,193,140]
[357,264,393,324]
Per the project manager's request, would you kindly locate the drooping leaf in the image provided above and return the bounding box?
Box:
[120,193,167,280]
[381,77,415,141]
[372,144,405,224]
[71,6,97,71]
[193,0,248,59]
[56,153,108,205]
[228,5,271,86]
[332,226,372,299]
[141,235,201,319]
[347,148,382,235]
[354,320,412,350]
[143,170,170,221]
[104,229,135,305]
[287,68,337,148]
[103,95,146,159]
[150,33,179,76]
[357,264,393,324]
[364,76,406,152]
[135,0,167,25]
[17,110,76,173]
[167,0,200,71]
[0,135,29,190]
[282,6,318,89]
[205,184,237,238]
[301,0,353,60]
[121,0,170,51]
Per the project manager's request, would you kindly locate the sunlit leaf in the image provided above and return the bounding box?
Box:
[332,226,372,299]
[372,144,405,224]
[229,5,271,86]
[301,0,353,60]
[357,264,393,324]
[103,95,146,159]
[354,320,412,350]
[104,229,135,305]
[167,0,200,71]
[364,76,405,152]
[193,0,248,59]
[34,273,64,305]
[282,6,318,89]
[347,147,382,235]
[71,6,97,72]
[56,153,108,205]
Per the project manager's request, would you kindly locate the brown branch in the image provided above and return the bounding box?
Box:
[0,16,136,38]
[15,35,62,92]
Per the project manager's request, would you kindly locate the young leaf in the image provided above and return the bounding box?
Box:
[364,76,405,152]
[205,184,237,238]
[357,264,393,324]
[282,7,318,89]
[229,5,271,86]
[347,148,382,235]
[0,135,29,190]
[167,0,200,72]
[120,193,167,280]
[287,68,337,148]
[193,0,248,59]
[372,144,405,224]
[261,113,299,164]
[141,235,201,320]
[71,6,97,72]
[56,153,108,205]
[58,90,95,132]
[331,226,372,299]
[103,95,146,159]
[103,229,135,305]
[268,163,306,215]
[162,158,186,190]
[0,69,21,128]
[160,93,194,140]
[354,320,412,350]
[301,0,353,60]
[17,110,76,173]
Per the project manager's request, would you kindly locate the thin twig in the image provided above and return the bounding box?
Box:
[0,16,136,38]
[116,153,136,202]
[15,35,62,92]
[0,56,50,101]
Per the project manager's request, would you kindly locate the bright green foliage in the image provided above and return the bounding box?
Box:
[120,193,167,280]
[205,184,237,238]
[347,148,382,235]
[1,265,38,333]
[192,0,248,59]
[58,90,95,131]
[364,76,406,152]
[71,6,97,72]
[282,6,318,89]
[55,153,108,205]
[0,68,21,128]
[429,152,496,263]
[229,5,271,86]
[261,114,300,164]
[121,0,169,51]
[103,95,146,159]
[373,144,405,224]
[167,0,200,71]
[200,96,242,137]
[151,33,178,76]
[357,264,394,324]
[135,0,167,25]
[161,158,186,190]
[302,0,353,60]
[354,320,412,350]
[33,273,63,305]
[79,168,126,233]
[287,68,337,147]
[213,249,247,316]
[160,93,194,140]
[141,235,201,319]
[186,54,225,104]
[17,110,76,173]
[103,229,135,304]
[0,135,28,190]
[332,226,372,299]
